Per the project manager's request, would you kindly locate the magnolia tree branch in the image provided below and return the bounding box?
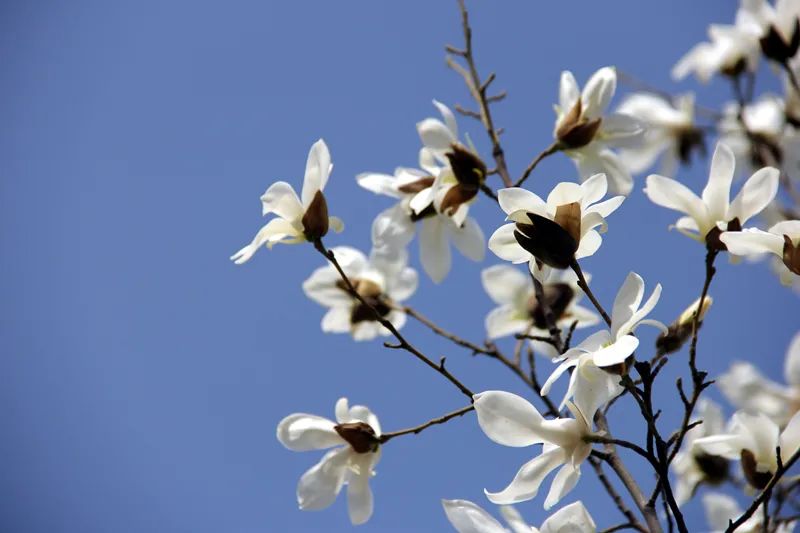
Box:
[515,141,561,188]
[447,0,513,188]
[589,456,648,533]
[402,305,496,356]
[313,239,474,400]
[379,405,475,443]
[571,259,613,326]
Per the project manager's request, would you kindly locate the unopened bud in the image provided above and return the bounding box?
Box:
[334,422,380,454]
[656,296,713,355]
[741,449,773,489]
[302,190,330,241]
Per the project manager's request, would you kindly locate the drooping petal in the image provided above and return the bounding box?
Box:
[442,499,508,533]
[473,390,546,447]
[261,181,304,220]
[727,166,780,224]
[301,139,333,208]
[581,66,617,119]
[718,362,789,421]
[347,453,378,525]
[296,447,350,511]
[451,217,486,262]
[644,174,707,228]
[489,224,531,264]
[543,463,581,510]
[577,148,633,196]
[720,229,785,257]
[701,142,735,222]
[481,265,530,305]
[592,336,640,367]
[277,414,343,451]
[539,501,595,533]
[389,267,419,302]
[485,447,566,505]
[572,362,624,423]
[420,216,452,283]
[230,218,303,264]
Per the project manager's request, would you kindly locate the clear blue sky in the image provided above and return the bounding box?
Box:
[1,1,797,531]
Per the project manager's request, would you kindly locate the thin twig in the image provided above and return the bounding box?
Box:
[589,456,648,533]
[403,305,496,355]
[379,405,474,443]
[571,260,612,326]
[514,141,560,187]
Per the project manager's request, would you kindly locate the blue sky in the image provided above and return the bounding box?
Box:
[1,1,798,531]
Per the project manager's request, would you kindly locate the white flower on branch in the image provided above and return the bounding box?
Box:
[672,399,729,506]
[542,272,666,421]
[358,149,485,283]
[693,408,800,489]
[644,142,779,250]
[554,67,644,195]
[276,397,382,525]
[703,492,795,533]
[717,331,800,426]
[741,0,800,64]
[442,498,595,533]
[616,92,704,175]
[488,174,623,281]
[480,265,598,344]
[302,246,417,341]
[718,94,787,175]
[721,220,800,284]
[472,390,595,509]
[231,139,344,264]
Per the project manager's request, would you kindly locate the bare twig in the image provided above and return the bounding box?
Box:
[589,456,648,533]
[571,260,613,326]
[514,141,561,187]
[403,305,496,356]
[379,405,474,443]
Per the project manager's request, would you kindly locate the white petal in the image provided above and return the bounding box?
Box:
[781,410,800,463]
[420,216,451,283]
[692,434,746,460]
[618,283,662,337]
[498,506,532,533]
[572,362,624,423]
[482,264,530,305]
[410,186,436,215]
[703,493,742,532]
[599,113,645,145]
[579,173,608,206]
[486,306,531,340]
[489,223,531,264]
[451,217,486,262]
[356,172,401,198]
[611,272,644,334]
[433,99,459,140]
[727,166,779,224]
[539,501,595,533]
[388,267,419,302]
[230,218,303,264]
[329,216,344,234]
[346,405,382,437]
[485,447,566,505]
[546,182,583,208]
[559,71,580,115]
[303,266,353,307]
[371,204,415,249]
[418,118,456,155]
[581,66,617,119]
[321,307,352,334]
[335,398,349,424]
[644,174,707,229]
[785,333,800,387]
[473,390,546,447]
[442,499,508,533]
[721,228,783,257]
[575,148,633,196]
[575,230,602,259]
[297,447,350,511]
[592,336,640,367]
[347,454,377,525]
[301,139,332,208]
[261,181,303,220]
[498,188,547,217]
[701,142,735,222]
[277,414,343,451]
[543,463,581,510]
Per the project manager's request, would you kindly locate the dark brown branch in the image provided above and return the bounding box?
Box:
[403,305,496,355]
[379,405,474,443]
[571,259,613,326]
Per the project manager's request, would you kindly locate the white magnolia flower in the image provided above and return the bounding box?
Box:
[276,398,382,525]
[672,6,762,83]
[302,246,417,341]
[554,67,644,195]
[442,498,595,533]
[473,391,595,509]
[644,142,780,249]
[718,94,786,176]
[742,0,800,63]
[231,139,343,264]
[417,100,488,225]
[721,220,800,284]
[704,492,795,533]
[542,272,666,421]
[481,264,598,342]
[358,151,486,283]
[693,409,800,489]
[616,92,703,176]
[717,332,800,426]
[488,173,624,281]
[672,399,729,505]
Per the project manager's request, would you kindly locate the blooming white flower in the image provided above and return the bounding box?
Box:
[357,150,486,284]
[703,492,795,533]
[472,391,595,509]
[644,142,780,249]
[693,409,800,489]
[717,331,800,426]
[302,246,417,341]
[718,94,787,176]
[231,139,343,264]
[542,272,666,421]
[553,67,644,195]
[442,498,595,533]
[721,220,800,284]
[481,265,598,342]
[616,92,703,176]
[742,0,800,63]
[276,397,382,525]
[488,174,624,281]
[672,399,729,505]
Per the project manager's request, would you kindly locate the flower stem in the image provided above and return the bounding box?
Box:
[378,405,474,443]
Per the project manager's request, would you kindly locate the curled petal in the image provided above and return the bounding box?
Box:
[301,139,333,208]
[473,390,545,447]
[592,335,639,367]
[277,414,343,451]
[296,447,350,511]
[485,447,566,504]
[261,181,303,220]
[543,463,581,510]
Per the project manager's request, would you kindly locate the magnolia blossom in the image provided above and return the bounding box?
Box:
[442,499,595,533]
[231,139,343,264]
[276,398,382,525]
[717,331,800,426]
[417,100,488,225]
[542,272,666,421]
[655,295,714,356]
[703,492,795,533]
[672,399,729,505]
[480,264,598,342]
[616,92,704,175]
[721,220,800,284]
[718,94,787,175]
[473,391,595,509]
[644,142,779,249]
[553,67,644,195]
[693,409,800,489]
[357,150,485,283]
[302,247,417,341]
[488,173,624,281]
[742,0,800,63]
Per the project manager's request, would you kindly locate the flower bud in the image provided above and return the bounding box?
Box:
[334,422,380,454]
[655,296,713,355]
[302,190,330,241]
